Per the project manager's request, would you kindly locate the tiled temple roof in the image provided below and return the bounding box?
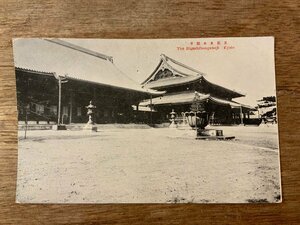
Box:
[141,54,244,98]
[13,38,163,95]
[140,91,254,110]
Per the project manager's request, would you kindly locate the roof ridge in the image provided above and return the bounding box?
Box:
[143,74,202,89]
[141,57,164,85]
[162,54,205,76]
[45,39,114,62]
[163,90,196,96]
[141,54,205,86]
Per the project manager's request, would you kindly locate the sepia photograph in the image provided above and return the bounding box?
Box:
[13,37,281,203]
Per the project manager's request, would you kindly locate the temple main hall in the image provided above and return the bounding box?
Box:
[14,38,162,125]
[140,54,255,125]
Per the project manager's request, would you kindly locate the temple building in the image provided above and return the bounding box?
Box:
[14,38,162,125]
[140,54,255,125]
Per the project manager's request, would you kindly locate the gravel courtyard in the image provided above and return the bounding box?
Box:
[16,125,281,203]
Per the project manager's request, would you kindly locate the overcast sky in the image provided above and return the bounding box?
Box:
[65,37,276,106]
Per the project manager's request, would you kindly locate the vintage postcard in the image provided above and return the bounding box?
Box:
[13,37,281,203]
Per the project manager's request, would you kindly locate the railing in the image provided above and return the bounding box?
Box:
[17,102,57,124]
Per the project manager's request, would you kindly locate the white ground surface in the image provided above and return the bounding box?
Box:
[16,124,281,203]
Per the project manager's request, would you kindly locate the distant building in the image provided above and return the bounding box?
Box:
[257,96,277,123]
[14,38,162,124]
[140,54,254,125]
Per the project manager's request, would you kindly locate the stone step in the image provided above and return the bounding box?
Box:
[18,124,53,130]
[67,123,152,130]
[18,123,153,130]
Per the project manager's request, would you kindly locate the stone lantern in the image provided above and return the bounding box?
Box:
[169,109,177,128]
[83,100,97,132]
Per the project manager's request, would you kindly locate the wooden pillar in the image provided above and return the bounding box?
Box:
[232,112,235,124]
[150,95,153,125]
[69,91,73,124]
[57,77,61,125]
[93,87,97,122]
[240,106,243,125]
[136,103,139,123]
